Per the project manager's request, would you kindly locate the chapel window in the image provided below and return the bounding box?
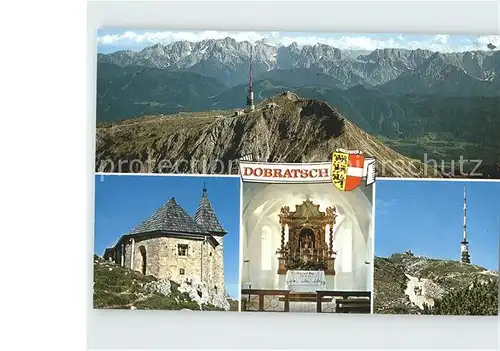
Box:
[341,226,352,273]
[261,226,272,271]
[178,244,188,256]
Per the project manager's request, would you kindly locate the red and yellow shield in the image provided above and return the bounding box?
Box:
[331,151,365,191]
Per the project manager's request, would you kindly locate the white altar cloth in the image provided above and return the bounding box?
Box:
[285,270,326,292]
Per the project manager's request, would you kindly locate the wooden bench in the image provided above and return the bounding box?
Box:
[240,289,371,313]
[280,293,333,303]
[335,298,371,313]
[241,289,290,312]
[316,291,372,313]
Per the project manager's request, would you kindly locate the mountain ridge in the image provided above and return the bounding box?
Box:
[97,39,500,88]
[96,92,441,178]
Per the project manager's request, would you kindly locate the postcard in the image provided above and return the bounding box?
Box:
[93,29,499,315]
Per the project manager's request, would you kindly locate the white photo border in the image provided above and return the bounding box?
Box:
[87,1,500,350]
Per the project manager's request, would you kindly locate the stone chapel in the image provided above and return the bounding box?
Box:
[103,185,227,293]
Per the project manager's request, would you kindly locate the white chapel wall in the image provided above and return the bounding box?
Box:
[242,182,373,291]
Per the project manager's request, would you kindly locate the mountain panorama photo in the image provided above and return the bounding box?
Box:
[92,30,500,316]
[95,31,500,179]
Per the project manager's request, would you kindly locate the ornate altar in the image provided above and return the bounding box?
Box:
[276,199,337,275]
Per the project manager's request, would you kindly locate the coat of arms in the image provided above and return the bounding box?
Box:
[331,149,377,191]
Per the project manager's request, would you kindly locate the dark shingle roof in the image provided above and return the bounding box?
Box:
[128,197,207,235]
[194,186,226,234]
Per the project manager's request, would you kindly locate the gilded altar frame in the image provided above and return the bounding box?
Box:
[277,199,337,275]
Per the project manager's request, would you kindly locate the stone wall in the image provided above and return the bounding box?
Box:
[122,236,204,281]
[213,236,225,292]
[200,237,225,293]
[201,238,211,286]
[113,234,226,292]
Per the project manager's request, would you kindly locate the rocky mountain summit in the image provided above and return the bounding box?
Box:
[93,255,238,311]
[96,92,441,178]
[373,252,498,315]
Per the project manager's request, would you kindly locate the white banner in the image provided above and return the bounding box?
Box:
[239,159,376,185]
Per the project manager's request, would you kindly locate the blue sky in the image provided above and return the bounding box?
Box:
[375,180,500,271]
[96,29,499,54]
[94,174,241,299]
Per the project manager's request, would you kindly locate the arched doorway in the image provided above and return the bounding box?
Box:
[139,246,147,275]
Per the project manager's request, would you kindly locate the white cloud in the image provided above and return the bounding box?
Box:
[472,35,500,49]
[97,30,500,53]
[434,34,450,44]
[97,30,268,47]
[375,198,399,215]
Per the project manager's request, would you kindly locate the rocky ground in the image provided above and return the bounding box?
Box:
[93,255,238,311]
[373,252,498,315]
[96,92,442,178]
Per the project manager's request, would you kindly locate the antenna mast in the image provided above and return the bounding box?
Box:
[246,45,255,111]
[460,185,471,263]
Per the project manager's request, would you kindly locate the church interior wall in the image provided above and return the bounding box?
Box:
[243,217,281,289]
[241,182,373,292]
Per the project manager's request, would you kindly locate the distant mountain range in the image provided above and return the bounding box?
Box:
[97,38,500,89]
[95,39,500,174]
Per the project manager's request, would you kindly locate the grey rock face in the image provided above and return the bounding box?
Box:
[177,278,231,311]
[96,93,441,178]
[144,280,172,296]
[144,278,231,311]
